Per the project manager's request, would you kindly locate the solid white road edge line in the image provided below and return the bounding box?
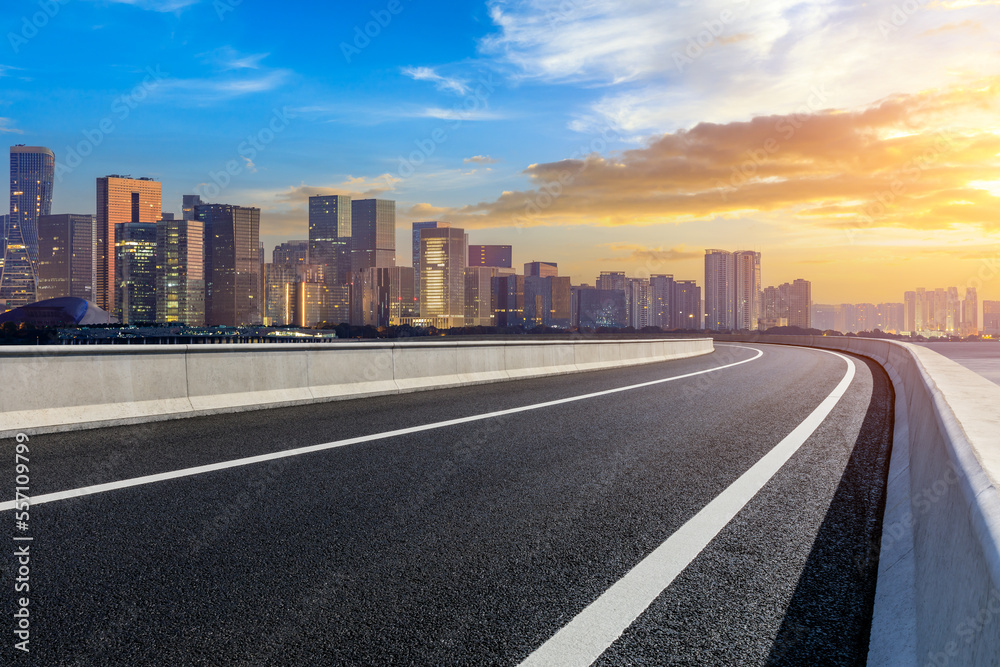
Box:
[518,348,857,667]
[0,345,765,512]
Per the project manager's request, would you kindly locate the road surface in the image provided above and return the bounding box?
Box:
[0,343,894,665]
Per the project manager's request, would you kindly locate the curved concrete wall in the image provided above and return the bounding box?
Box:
[0,338,712,438]
[717,334,1000,665]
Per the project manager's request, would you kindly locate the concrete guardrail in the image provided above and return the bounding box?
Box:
[0,337,712,439]
[717,334,1000,666]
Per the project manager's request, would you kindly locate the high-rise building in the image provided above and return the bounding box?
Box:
[525,261,558,278]
[2,146,55,308]
[787,279,812,329]
[625,277,654,329]
[351,199,395,274]
[114,222,158,324]
[309,195,352,284]
[904,291,917,333]
[733,250,761,331]
[811,304,836,332]
[672,280,701,330]
[575,288,627,329]
[156,217,205,326]
[37,214,97,303]
[704,249,734,330]
[412,221,450,310]
[273,240,310,266]
[984,301,1000,337]
[494,274,525,328]
[596,271,626,293]
[649,275,674,329]
[198,204,261,326]
[182,195,204,221]
[96,176,162,313]
[419,226,466,326]
[963,287,978,335]
[761,285,788,329]
[523,275,572,328]
[0,213,8,275]
[469,245,512,269]
[352,266,416,327]
[464,266,514,326]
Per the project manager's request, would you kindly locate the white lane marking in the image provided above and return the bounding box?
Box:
[0,346,765,512]
[519,348,857,667]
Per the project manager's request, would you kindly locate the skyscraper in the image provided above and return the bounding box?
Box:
[704,249,734,330]
[351,199,395,274]
[596,271,626,293]
[273,240,309,266]
[156,217,205,326]
[649,274,674,329]
[412,222,450,312]
[625,277,654,329]
[115,222,158,324]
[198,204,261,326]
[309,195,352,283]
[96,176,162,313]
[672,280,702,330]
[984,301,1000,337]
[963,287,978,335]
[182,194,204,221]
[464,266,514,326]
[733,250,761,331]
[904,291,917,333]
[469,245,512,268]
[2,146,55,308]
[525,261,558,278]
[788,279,812,329]
[419,226,466,326]
[352,266,416,327]
[37,214,97,302]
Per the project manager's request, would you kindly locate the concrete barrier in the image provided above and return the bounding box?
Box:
[716,334,1000,665]
[0,338,713,438]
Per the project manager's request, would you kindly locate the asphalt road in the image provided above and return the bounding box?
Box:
[0,343,894,666]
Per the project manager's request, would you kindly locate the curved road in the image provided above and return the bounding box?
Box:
[0,343,893,665]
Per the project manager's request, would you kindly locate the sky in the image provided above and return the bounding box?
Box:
[2,0,999,305]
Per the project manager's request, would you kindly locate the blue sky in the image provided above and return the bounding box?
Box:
[3,0,999,302]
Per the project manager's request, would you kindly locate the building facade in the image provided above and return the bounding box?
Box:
[96,176,162,313]
[469,245,512,269]
[198,204,261,327]
[733,250,761,331]
[419,226,466,327]
[352,266,416,327]
[412,221,450,310]
[704,249,734,330]
[156,217,205,326]
[37,214,97,303]
[114,222,157,324]
[351,199,395,274]
[2,146,55,308]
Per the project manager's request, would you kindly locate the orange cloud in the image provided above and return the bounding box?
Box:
[414,78,1000,235]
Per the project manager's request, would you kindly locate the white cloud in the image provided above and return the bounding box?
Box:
[402,66,470,95]
[0,118,23,134]
[481,0,1000,133]
[465,155,499,164]
[98,0,201,11]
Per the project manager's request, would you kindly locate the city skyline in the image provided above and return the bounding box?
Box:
[2,2,997,305]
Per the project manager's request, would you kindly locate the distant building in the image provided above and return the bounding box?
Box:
[811,304,836,332]
[787,279,812,329]
[352,266,416,327]
[182,194,204,221]
[671,280,701,330]
[704,249,734,330]
[115,222,158,324]
[465,266,513,326]
[156,217,205,326]
[96,175,162,313]
[37,214,97,303]
[596,271,626,293]
[0,296,114,326]
[523,275,571,328]
[984,301,1000,337]
[625,277,654,329]
[309,195,351,284]
[273,240,309,266]
[963,287,978,335]
[904,291,917,333]
[469,244,512,269]
[648,275,673,329]
[761,285,789,330]
[2,146,55,308]
[351,199,395,274]
[525,261,558,278]
[733,250,761,331]
[412,222,450,309]
[419,226,466,327]
[198,204,261,326]
[576,288,627,329]
[494,274,525,328]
